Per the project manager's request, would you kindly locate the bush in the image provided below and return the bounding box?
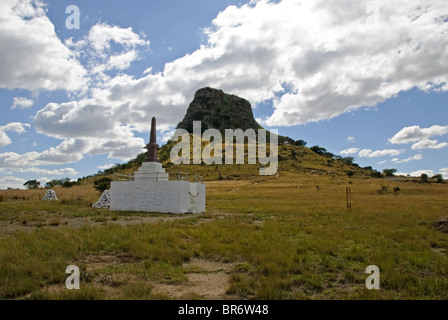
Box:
[420,174,428,184]
[383,169,397,177]
[346,170,355,178]
[371,170,383,178]
[342,157,355,165]
[294,139,307,146]
[94,177,112,193]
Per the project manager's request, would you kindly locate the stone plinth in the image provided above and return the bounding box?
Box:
[134,162,168,181]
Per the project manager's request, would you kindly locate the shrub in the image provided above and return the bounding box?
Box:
[383,169,397,177]
[346,170,355,178]
[94,177,112,193]
[420,174,428,184]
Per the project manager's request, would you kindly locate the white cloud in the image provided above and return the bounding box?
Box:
[0,0,87,91]
[98,163,115,170]
[87,23,149,53]
[376,160,387,165]
[411,139,448,150]
[410,170,435,177]
[106,50,139,70]
[440,168,448,179]
[392,154,423,163]
[346,136,355,142]
[340,148,360,155]
[10,97,34,109]
[0,175,26,189]
[389,125,448,144]
[0,122,30,147]
[16,167,78,176]
[358,148,402,158]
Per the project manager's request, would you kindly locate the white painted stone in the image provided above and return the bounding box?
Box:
[134,162,168,181]
[42,189,58,201]
[92,190,110,208]
[110,164,205,214]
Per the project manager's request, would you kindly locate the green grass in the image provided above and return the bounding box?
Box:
[0,173,447,300]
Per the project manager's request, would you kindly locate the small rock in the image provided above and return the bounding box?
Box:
[434,216,448,233]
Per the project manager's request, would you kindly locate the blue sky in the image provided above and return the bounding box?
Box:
[0,0,447,188]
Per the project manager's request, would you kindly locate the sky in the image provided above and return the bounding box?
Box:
[0,0,447,189]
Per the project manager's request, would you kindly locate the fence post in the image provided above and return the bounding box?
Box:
[346,187,352,211]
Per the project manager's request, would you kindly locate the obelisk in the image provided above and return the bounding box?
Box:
[145,117,160,162]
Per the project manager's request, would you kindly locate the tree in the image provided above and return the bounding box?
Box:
[342,157,355,165]
[94,177,112,193]
[310,145,327,156]
[383,169,397,177]
[45,179,61,188]
[23,180,40,189]
[346,170,355,178]
[294,139,307,146]
[420,173,428,183]
[432,174,444,183]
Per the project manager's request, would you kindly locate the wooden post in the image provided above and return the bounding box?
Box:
[346,186,352,211]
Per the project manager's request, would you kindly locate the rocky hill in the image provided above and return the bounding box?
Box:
[91,87,380,181]
[177,87,262,133]
[176,87,293,144]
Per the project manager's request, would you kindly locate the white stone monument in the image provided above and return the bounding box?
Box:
[109,117,205,214]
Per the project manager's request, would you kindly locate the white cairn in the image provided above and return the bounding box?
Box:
[41,189,58,201]
[92,190,110,208]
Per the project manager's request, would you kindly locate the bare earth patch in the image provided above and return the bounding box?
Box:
[152,258,242,299]
[30,253,244,300]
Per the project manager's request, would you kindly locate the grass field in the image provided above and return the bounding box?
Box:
[0,169,447,300]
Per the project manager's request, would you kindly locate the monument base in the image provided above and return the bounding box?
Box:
[109,167,206,214]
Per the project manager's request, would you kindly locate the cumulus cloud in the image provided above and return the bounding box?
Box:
[389,125,448,144]
[358,148,402,158]
[0,175,26,189]
[87,23,149,53]
[410,169,435,177]
[0,122,30,147]
[340,148,360,155]
[392,154,422,163]
[346,136,355,142]
[0,0,87,91]
[98,163,115,170]
[16,167,78,176]
[10,97,34,109]
[411,139,448,150]
[440,168,448,179]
